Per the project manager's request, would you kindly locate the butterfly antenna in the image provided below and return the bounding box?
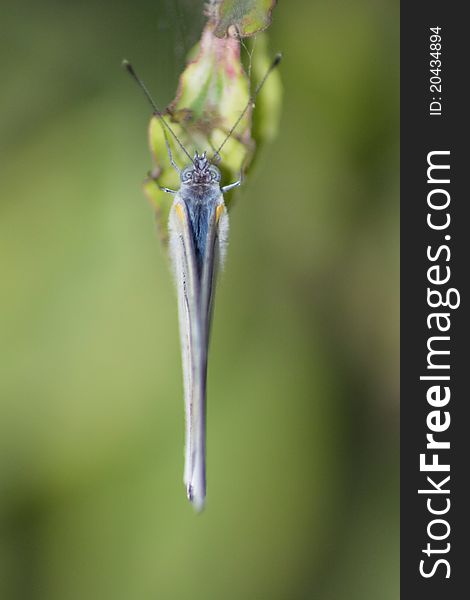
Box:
[122,59,193,164]
[212,52,282,162]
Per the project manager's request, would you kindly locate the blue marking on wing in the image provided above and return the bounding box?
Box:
[183,186,219,273]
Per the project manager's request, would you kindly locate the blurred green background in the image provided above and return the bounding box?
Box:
[0,0,399,598]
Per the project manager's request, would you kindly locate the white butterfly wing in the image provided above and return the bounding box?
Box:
[169,192,228,511]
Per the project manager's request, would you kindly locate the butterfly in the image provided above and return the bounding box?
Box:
[123,52,281,510]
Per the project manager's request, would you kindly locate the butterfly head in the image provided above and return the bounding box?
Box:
[181,151,221,185]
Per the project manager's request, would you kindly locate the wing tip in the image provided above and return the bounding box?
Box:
[187,483,206,513]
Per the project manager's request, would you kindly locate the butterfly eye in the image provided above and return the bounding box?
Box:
[181,168,193,183]
[209,167,221,182]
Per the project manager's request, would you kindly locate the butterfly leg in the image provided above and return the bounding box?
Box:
[222,179,242,194]
[221,168,244,194]
[163,134,181,174]
[147,170,177,194]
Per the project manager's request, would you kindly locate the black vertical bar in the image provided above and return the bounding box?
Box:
[401,3,468,598]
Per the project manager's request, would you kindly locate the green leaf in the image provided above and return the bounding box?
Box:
[144,20,281,244]
[212,0,277,38]
[250,33,283,145]
[145,23,253,234]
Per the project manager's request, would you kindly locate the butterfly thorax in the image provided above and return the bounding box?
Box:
[178,153,223,271]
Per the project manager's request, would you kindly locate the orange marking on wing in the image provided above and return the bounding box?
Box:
[175,204,185,223]
[216,204,224,223]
